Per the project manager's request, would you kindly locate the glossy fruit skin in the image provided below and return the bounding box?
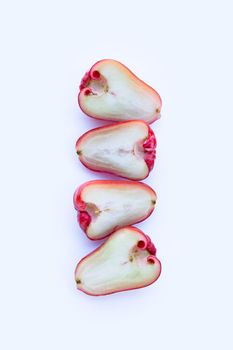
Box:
[75,120,157,180]
[75,226,162,296]
[78,59,162,124]
[74,180,157,240]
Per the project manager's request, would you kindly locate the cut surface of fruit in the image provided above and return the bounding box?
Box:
[74,180,157,240]
[76,120,156,180]
[75,227,161,296]
[78,59,162,124]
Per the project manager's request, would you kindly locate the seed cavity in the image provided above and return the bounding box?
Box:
[137,240,147,249]
[92,70,100,79]
[147,256,156,264]
[84,88,92,96]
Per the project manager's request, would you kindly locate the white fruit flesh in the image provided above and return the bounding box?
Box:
[81,182,156,239]
[77,121,149,180]
[75,228,161,295]
[79,60,161,124]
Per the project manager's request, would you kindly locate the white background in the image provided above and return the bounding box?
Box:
[0,1,232,349]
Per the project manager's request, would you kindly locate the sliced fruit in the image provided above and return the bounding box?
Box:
[74,180,157,240]
[76,120,156,180]
[75,226,161,296]
[78,59,162,124]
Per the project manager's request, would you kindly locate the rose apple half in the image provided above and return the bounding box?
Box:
[76,120,156,180]
[74,180,157,240]
[75,226,161,296]
[78,59,162,124]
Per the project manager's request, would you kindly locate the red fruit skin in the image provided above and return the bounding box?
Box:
[145,235,157,255]
[73,180,157,240]
[79,211,91,232]
[79,71,91,90]
[73,185,91,234]
[74,189,85,211]
[76,121,157,181]
[78,59,162,124]
[143,126,156,172]
[75,226,162,296]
